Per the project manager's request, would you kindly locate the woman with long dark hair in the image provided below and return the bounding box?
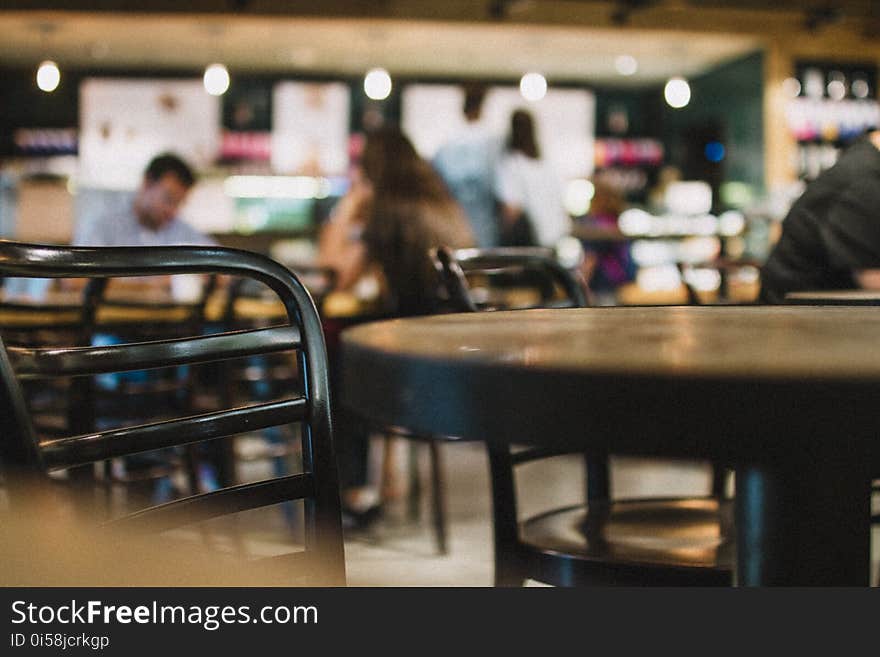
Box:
[317,126,473,525]
[319,125,473,316]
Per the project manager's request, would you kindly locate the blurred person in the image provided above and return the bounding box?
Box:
[318,125,473,316]
[318,125,473,526]
[578,178,634,297]
[73,152,216,299]
[75,152,212,249]
[495,108,571,248]
[646,164,682,214]
[759,129,880,303]
[432,83,501,248]
[73,153,218,500]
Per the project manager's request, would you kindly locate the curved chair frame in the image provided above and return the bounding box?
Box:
[0,241,344,585]
[393,246,599,556]
[433,245,732,586]
[434,246,591,311]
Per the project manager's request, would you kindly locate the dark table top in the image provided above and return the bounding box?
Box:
[341,305,880,585]
[341,306,880,463]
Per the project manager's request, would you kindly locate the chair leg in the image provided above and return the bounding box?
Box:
[428,441,448,555]
[487,444,527,587]
[494,559,528,587]
[586,452,610,502]
[407,441,421,522]
[183,446,201,495]
[711,464,728,498]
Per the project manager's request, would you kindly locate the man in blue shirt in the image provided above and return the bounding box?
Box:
[75,153,213,248]
[73,153,218,499]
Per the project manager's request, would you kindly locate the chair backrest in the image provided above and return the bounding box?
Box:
[0,283,97,440]
[432,246,591,312]
[0,240,344,585]
[431,245,600,586]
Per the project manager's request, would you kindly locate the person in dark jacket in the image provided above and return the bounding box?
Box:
[759,130,880,303]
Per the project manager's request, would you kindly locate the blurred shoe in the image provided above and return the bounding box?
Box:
[341,503,383,531]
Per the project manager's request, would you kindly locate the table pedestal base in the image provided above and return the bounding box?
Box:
[735,460,870,586]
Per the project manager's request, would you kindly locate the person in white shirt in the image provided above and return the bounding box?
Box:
[495,109,571,248]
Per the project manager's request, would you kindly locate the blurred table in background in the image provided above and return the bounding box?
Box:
[785,289,880,306]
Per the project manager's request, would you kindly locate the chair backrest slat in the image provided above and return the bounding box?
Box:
[9,325,300,379]
[39,397,308,470]
[118,473,314,533]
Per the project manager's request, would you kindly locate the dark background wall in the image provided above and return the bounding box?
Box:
[660,51,766,209]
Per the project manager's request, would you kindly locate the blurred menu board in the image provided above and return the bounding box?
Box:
[271,82,350,176]
[78,79,221,189]
[402,84,595,180]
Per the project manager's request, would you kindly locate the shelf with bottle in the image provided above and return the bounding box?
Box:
[786,97,879,144]
[788,99,878,181]
[594,137,664,168]
[11,128,78,157]
[785,62,879,181]
[593,137,664,198]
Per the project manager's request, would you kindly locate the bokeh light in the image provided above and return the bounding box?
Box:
[364,68,392,100]
[36,60,60,92]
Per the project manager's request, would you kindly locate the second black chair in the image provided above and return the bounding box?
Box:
[434,245,733,586]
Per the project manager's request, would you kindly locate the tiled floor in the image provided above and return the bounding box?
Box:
[341,438,880,586]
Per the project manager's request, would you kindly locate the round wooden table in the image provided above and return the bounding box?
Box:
[341,306,880,585]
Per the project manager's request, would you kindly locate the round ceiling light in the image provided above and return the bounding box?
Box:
[203,63,230,96]
[519,72,547,102]
[664,76,691,109]
[364,68,392,100]
[36,60,60,93]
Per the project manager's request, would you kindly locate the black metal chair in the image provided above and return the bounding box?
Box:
[0,241,345,586]
[434,245,734,586]
[396,246,595,556]
[433,246,591,312]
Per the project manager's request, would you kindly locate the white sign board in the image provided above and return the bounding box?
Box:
[79,78,220,190]
[272,81,350,176]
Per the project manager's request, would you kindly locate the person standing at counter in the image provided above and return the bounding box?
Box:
[759,130,880,303]
[494,108,571,248]
[432,83,501,248]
